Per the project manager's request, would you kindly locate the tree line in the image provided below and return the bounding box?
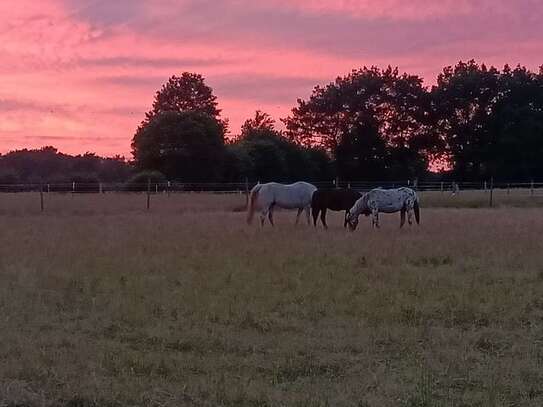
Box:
[133,61,543,183]
[2,61,543,184]
[0,147,130,185]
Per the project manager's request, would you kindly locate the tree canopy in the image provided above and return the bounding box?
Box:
[143,73,228,133]
[0,147,130,184]
[226,110,332,182]
[283,66,433,180]
[433,61,543,180]
[132,111,226,181]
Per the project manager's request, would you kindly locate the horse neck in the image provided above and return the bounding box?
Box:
[352,196,368,215]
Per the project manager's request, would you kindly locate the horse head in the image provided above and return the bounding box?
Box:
[345,210,359,231]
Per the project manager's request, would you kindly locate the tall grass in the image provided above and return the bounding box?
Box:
[1,195,542,406]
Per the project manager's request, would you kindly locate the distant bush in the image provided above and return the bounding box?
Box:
[124,170,167,192]
[0,168,21,184]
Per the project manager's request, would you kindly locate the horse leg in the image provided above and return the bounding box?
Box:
[400,207,406,228]
[407,206,413,225]
[305,206,311,225]
[268,209,274,226]
[260,209,268,227]
[372,208,380,228]
[320,208,328,229]
[267,203,275,227]
[295,208,303,225]
[312,208,319,227]
[343,211,348,228]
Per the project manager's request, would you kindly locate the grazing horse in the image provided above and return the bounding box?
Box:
[311,188,362,229]
[346,187,420,230]
[246,182,317,226]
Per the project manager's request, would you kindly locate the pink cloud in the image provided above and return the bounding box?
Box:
[238,0,477,20]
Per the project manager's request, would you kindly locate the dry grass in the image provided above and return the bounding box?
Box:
[419,189,543,209]
[1,193,543,406]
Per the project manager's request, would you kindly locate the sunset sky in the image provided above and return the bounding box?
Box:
[1,0,542,157]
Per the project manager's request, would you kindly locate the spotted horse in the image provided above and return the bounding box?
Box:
[346,187,420,230]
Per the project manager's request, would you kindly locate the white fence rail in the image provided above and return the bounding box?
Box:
[1,180,543,194]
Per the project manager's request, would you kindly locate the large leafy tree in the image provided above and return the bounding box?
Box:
[142,72,227,133]
[132,111,225,181]
[132,72,228,180]
[433,61,543,180]
[240,110,275,136]
[431,60,501,179]
[283,66,433,180]
[335,119,387,180]
[226,110,332,182]
[488,65,543,179]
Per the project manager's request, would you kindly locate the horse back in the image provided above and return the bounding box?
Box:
[366,187,417,212]
[313,188,361,211]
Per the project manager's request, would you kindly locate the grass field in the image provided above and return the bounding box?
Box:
[1,193,543,406]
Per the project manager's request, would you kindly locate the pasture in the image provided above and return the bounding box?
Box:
[1,192,543,406]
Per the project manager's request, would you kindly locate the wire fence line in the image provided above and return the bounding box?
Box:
[1,180,543,213]
[1,180,543,194]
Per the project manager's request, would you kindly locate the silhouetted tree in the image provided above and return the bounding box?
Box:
[0,147,131,184]
[240,110,275,136]
[223,143,254,182]
[283,66,432,180]
[335,119,388,180]
[486,65,543,179]
[125,170,167,191]
[432,61,543,180]
[225,111,333,181]
[132,111,225,181]
[431,60,501,179]
[143,72,227,133]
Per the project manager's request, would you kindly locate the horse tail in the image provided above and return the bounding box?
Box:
[414,199,420,225]
[246,184,262,224]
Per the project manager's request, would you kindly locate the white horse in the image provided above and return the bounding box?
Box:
[246,182,317,226]
[346,187,420,230]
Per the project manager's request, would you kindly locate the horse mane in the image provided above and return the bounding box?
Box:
[246,183,262,224]
[356,193,370,214]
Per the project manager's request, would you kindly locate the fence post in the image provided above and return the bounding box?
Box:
[440,181,444,194]
[489,177,494,208]
[99,182,103,194]
[531,180,534,197]
[155,183,158,194]
[483,180,487,193]
[146,178,151,210]
[40,184,44,212]
[72,181,76,193]
[167,181,171,197]
[47,183,50,193]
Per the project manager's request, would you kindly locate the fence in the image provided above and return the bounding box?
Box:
[1,180,542,212]
[1,180,543,194]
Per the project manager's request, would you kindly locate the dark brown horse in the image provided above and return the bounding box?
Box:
[311,188,362,229]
